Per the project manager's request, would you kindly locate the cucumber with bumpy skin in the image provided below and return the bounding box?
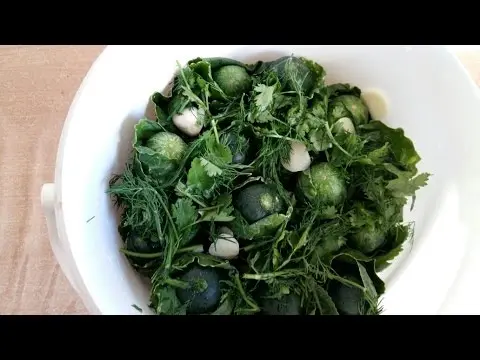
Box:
[234,183,284,224]
[213,65,252,97]
[176,265,222,315]
[350,223,386,254]
[298,163,347,206]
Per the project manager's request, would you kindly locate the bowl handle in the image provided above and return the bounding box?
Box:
[41,183,82,294]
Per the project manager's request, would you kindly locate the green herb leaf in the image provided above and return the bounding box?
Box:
[328,95,369,127]
[197,194,235,222]
[172,253,235,272]
[357,262,377,299]
[200,157,223,177]
[375,223,412,272]
[304,278,339,315]
[206,135,233,165]
[310,125,331,151]
[150,286,186,315]
[384,163,431,199]
[248,214,288,238]
[254,84,276,111]
[327,83,361,98]
[361,120,423,172]
[211,296,235,315]
[133,118,164,145]
[172,198,198,246]
[151,92,177,132]
[187,157,214,194]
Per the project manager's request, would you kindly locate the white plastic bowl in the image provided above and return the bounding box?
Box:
[41,45,480,315]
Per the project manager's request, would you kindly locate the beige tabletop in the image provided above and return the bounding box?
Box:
[0,46,479,315]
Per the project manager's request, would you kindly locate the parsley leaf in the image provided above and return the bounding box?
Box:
[187,157,214,195]
[172,198,198,246]
[384,163,431,199]
[254,84,276,111]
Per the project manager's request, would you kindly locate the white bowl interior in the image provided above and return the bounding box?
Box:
[57,45,480,315]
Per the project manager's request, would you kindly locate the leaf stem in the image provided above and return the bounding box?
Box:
[212,119,220,143]
[121,249,162,259]
[242,270,302,280]
[164,278,189,289]
[264,134,297,142]
[233,273,259,312]
[176,187,207,208]
[120,244,204,259]
[324,122,352,157]
[143,194,179,274]
[241,239,275,252]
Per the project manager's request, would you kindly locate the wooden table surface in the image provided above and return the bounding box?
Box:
[0,46,479,315]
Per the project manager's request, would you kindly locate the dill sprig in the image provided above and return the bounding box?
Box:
[108,160,172,246]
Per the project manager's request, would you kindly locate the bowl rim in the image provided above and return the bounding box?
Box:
[52,45,480,315]
[52,45,112,315]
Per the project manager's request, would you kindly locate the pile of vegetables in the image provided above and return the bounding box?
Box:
[108,55,430,315]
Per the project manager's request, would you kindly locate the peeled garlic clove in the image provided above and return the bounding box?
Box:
[281,140,311,173]
[173,107,204,137]
[208,234,239,260]
[361,88,389,121]
[333,117,356,134]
